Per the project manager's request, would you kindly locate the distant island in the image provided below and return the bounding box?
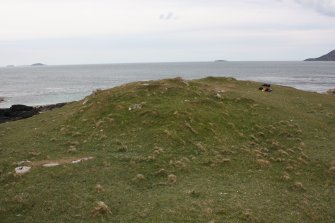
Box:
[214,60,227,62]
[304,49,335,61]
[31,63,46,66]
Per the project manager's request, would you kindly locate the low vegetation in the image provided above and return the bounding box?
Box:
[0,77,334,222]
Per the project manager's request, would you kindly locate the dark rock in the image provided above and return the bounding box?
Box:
[9,104,35,112]
[0,103,67,124]
[305,50,335,61]
[2,104,38,119]
[35,103,67,112]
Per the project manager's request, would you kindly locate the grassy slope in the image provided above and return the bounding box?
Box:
[0,77,334,222]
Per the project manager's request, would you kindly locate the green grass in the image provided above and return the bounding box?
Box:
[0,77,334,222]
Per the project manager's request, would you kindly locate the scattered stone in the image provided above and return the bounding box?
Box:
[15,166,31,175]
[71,157,94,164]
[42,163,60,167]
[129,104,142,111]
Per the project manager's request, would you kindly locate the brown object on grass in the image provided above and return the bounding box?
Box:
[168,174,177,184]
[91,201,111,217]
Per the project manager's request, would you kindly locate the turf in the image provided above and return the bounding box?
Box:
[0,77,334,222]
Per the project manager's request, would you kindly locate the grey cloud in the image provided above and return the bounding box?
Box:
[293,0,335,17]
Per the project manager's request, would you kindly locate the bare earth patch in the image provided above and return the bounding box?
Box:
[15,156,94,174]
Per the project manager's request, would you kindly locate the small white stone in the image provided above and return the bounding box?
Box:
[42,163,60,167]
[71,157,94,164]
[71,160,81,164]
[15,166,31,174]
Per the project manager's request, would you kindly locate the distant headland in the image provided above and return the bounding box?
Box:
[31,63,46,66]
[305,50,335,61]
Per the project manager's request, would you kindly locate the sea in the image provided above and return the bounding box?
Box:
[0,61,334,108]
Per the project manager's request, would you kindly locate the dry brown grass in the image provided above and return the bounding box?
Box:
[188,189,200,198]
[242,209,258,222]
[329,161,335,175]
[91,201,111,217]
[285,165,294,172]
[185,122,198,135]
[293,182,305,191]
[195,142,207,153]
[168,174,177,184]
[155,168,168,176]
[95,184,104,193]
[256,159,271,168]
[133,174,145,182]
[281,172,291,181]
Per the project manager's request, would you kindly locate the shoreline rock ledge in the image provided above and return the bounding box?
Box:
[0,103,66,124]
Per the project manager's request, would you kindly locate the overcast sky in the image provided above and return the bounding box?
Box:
[0,0,334,65]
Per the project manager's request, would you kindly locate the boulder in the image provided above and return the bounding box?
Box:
[0,104,38,123]
[4,105,38,118]
[0,103,66,124]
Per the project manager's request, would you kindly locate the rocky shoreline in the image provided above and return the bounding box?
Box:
[0,103,67,124]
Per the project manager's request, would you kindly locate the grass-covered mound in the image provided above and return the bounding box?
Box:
[0,77,334,222]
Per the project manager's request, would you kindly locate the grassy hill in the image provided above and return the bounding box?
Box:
[0,77,334,222]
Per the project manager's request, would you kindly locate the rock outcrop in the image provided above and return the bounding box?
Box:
[0,103,66,123]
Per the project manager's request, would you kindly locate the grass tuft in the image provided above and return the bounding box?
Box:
[168,174,177,184]
[95,184,104,193]
[133,174,145,182]
[91,201,112,217]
